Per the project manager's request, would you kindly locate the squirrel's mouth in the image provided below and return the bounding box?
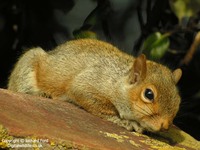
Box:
[137,118,171,133]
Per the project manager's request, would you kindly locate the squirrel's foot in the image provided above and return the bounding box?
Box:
[119,119,144,133]
[105,116,144,133]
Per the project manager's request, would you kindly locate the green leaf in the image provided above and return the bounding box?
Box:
[169,0,200,23]
[150,37,170,60]
[142,32,170,60]
[142,32,162,52]
[73,30,98,39]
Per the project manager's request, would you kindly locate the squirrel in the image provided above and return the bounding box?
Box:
[8,39,182,133]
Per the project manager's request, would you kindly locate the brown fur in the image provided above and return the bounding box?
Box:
[8,39,182,133]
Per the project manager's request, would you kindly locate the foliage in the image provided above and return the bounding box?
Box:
[169,0,200,24]
[141,32,170,61]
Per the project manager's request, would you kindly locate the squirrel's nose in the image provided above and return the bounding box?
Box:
[160,119,170,131]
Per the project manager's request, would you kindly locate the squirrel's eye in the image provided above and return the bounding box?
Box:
[144,88,154,101]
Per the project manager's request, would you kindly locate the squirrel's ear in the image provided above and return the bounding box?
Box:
[173,68,182,84]
[129,54,147,84]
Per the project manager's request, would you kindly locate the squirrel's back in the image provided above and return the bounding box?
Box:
[8,39,134,98]
[48,39,134,74]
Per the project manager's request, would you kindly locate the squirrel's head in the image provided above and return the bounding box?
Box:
[120,54,182,132]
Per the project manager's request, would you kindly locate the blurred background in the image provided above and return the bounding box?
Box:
[0,0,200,140]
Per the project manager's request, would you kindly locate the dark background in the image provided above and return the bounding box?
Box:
[0,0,200,140]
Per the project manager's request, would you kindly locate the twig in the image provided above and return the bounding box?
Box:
[180,31,200,65]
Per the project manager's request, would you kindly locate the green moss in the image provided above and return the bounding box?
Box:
[140,138,185,150]
[0,125,13,149]
[158,127,200,149]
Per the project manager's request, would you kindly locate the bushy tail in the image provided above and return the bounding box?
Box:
[8,47,46,95]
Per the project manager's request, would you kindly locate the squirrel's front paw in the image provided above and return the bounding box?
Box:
[123,120,144,133]
[106,116,144,133]
[130,122,144,133]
